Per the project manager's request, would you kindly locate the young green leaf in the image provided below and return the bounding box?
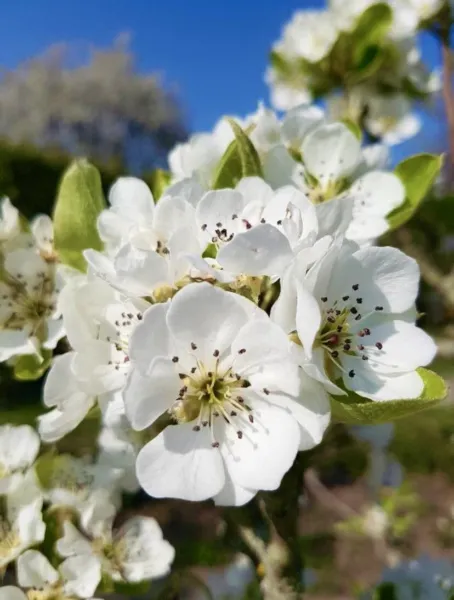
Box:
[148,168,171,201]
[352,3,393,61]
[13,349,53,381]
[388,153,444,230]
[53,159,106,271]
[331,368,447,425]
[212,119,263,189]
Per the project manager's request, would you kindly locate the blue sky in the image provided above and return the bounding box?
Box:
[0,0,446,158]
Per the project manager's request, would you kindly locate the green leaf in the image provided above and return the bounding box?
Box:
[388,153,444,230]
[331,368,447,425]
[53,159,105,271]
[212,119,263,189]
[352,3,393,60]
[34,451,58,489]
[148,168,171,201]
[373,583,398,600]
[269,51,294,77]
[13,349,52,381]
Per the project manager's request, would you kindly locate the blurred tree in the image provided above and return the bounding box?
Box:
[0,35,187,171]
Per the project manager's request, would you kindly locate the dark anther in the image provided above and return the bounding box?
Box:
[375,342,383,350]
[348,369,355,378]
[172,356,179,363]
[352,284,359,291]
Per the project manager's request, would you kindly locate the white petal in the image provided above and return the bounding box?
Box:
[230,319,292,374]
[109,177,154,217]
[154,194,195,239]
[220,401,300,491]
[124,359,180,431]
[115,516,175,581]
[0,588,27,600]
[166,283,251,365]
[31,215,53,253]
[328,246,420,315]
[302,123,361,184]
[341,359,424,401]
[281,104,325,148]
[0,330,33,361]
[17,550,59,588]
[364,320,437,372]
[196,189,247,242]
[0,425,40,472]
[315,196,353,240]
[56,521,93,558]
[162,177,204,208]
[61,555,102,599]
[350,172,405,217]
[136,424,225,502]
[262,145,299,189]
[129,303,171,374]
[213,473,257,507]
[43,352,81,409]
[38,397,94,443]
[218,224,293,277]
[295,283,321,359]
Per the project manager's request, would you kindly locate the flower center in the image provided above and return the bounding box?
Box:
[0,515,20,560]
[169,347,253,447]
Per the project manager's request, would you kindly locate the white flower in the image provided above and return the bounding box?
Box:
[85,179,203,300]
[39,454,121,522]
[39,277,147,442]
[365,95,421,146]
[0,588,27,600]
[263,122,405,245]
[0,471,45,569]
[0,425,40,493]
[363,505,389,539]
[124,282,330,505]
[169,117,241,188]
[279,10,338,63]
[57,517,175,586]
[0,198,22,250]
[0,248,64,361]
[195,178,318,278]
[273,241,437,400]
[30,214,56,261]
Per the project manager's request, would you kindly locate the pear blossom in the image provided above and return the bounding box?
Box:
[124,282,330,505]
[0,471,45,569]
[195,178,319,278]
[169,116,241,188]
[57,516,175,586]
[365,95,421,146]
[0,425,40,493]
[85,177,204,299]
[277,10,338,63]
[0,198,23,251]
[38,454,121,523]
[266,67,313,111]
[30,214,56,261]
[273,241,437,400]
[263,122,405,245]
[13,550,102,600]
[38,277,147,442]
[0,248,64,361]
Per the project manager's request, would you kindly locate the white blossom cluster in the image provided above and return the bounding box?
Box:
[267,0,444,145]
[0,200,64,363]
[26,105,436,507]
[0,424,174,599]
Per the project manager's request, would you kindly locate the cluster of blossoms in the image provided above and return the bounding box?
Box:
[28,102,437,507]
[0,423,174,599]
[267,0,445,145]
[0,199,64,365]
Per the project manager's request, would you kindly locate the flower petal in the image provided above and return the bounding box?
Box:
[136,424,225,502]
[17,550,59,588]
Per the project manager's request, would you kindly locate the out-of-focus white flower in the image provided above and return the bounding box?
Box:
[363,504,389,539]
[30,215,56,261]
[273,240,437,400]
[0,471,45,569]
[0,425,40,493]
[266,67,313,111]
[38,277,147,442]
[278,10,339,63]
[0,198,23,251]
[57,517,175,586]
[124,282,330,505]
[365,95,421,145]
[406,0,444,20]
[0,248,64,361]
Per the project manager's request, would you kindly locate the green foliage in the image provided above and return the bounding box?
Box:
[149,168,171,200]
[212,119,263,189]
[331,368,447,424]
[114,581,151,595]
[13,349,53,381]
[388,154,444,230]
[351,3,393,61]
[341,118,363,140]
[53,159,106,271]
[373,583,398,599]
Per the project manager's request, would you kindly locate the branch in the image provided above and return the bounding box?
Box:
[441,27,454,171]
